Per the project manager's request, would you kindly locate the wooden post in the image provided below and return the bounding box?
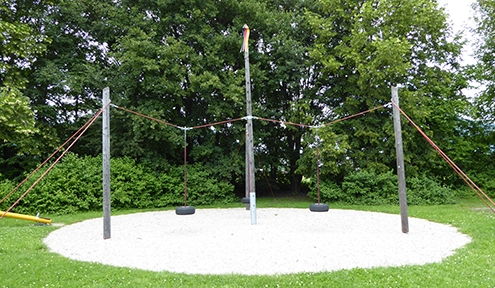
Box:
[243,24,256,223]
[391,86,409,233]
[102,87,111,239]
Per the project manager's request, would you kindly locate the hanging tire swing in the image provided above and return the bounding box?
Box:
[310,129,329,212]
[310,203,329,212]
[176,127,195,216]
[176,205,195,215]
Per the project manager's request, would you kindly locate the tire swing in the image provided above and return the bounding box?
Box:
[310,129,329,212]
[176,127,195,216]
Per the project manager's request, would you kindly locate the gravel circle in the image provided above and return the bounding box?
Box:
[43,208,471,275]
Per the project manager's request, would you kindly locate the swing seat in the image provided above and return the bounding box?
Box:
[176,206,195,215]
[309,203,329,212]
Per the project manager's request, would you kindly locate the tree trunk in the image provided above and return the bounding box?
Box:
[291,173,302,195]
[288,129,303,195]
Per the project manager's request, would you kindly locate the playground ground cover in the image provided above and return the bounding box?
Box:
[0,197,494,287]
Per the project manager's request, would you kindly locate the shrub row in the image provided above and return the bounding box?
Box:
[308,170,456,205]
[0,153,236,215]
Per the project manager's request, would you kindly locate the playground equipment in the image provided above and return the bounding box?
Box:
[1,210,52,224]
[309,129,329,213]
[175,127,195,216]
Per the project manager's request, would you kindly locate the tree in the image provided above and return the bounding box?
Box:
[23,0,118,156]
[473,0,495,121]
[1,1,49,178]
[252,0,321,194]
[0,1,46,141]
[0,87,36,143]
[102,0,273,169]
[464,0,495,189]
[304,0,469,183]
[106,0,321,194]
[0,2,48,91]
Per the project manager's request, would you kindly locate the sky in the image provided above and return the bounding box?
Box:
[437,0,479,96]
[437,0,477,65]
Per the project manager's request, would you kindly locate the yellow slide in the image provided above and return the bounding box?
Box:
[1,210,51,224]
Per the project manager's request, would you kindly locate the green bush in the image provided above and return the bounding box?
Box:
[406,174,456,205]
[2,153,235,215]
[308,180,346,203]
[156,164,236,207]
[0,179,15,210]
[467,172,495,199]
[110,157,163,209]
[308,170,456,205]
[11,153,105,214]
[341,170,398,205]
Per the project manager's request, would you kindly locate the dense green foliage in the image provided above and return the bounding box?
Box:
[0,87,36,144]
[0,153,235,215]
[469,0,495,189]
[1,199,494,286]
[1,0,494,213]
[0,1,45,157]
[308,170,456,205]
[473,0,495,121]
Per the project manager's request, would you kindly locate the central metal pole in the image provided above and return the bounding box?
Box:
[243,24,256,224]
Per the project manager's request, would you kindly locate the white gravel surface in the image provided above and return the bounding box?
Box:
[43,208,471,275]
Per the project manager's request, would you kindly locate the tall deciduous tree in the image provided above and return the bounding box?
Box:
[1,1,50,178]
[304,0,469,182]
[252,0,332,194]
[0,87,36,143]
[24,0,117,153]
[1,1,48,91]
[466,0,495,189]
[104,0,274,170]
[473,0,495,121]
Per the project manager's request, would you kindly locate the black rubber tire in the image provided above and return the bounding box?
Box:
[309,203,329,212]
[241,197,250,204]
[176,206,196,215]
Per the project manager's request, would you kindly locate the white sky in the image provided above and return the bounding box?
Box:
[437,0,480,97]
[437,0,477,65]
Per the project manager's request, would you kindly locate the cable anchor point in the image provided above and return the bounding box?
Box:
[242,115,258,121]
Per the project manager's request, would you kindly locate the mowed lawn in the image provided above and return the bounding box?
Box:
[1,197,494,287]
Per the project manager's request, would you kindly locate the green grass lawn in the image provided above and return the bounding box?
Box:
[1,197,494,287]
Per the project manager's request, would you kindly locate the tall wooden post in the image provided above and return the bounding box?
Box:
[391,86,409,233]
[102,87,111,239]
[243,24,256,224]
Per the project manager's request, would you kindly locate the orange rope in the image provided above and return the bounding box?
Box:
[321,105,386,127]
[113,105,182,129]
[112,104,388,202]
[391,100,495,213]
[0,111,100,206]
[0,103,109,219]
[113,105,244,129]
[256,104,386,129]
[115,103,387,132]
[183,130,188,207]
